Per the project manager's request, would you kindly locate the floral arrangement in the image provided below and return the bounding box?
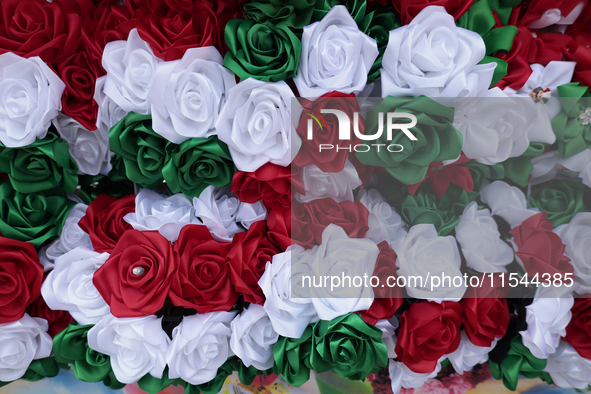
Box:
[0,0,590,393]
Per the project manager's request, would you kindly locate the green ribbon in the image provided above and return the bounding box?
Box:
[309,313,388,381]
[273,325,314,387]
[244,0,316,30]
[529,179,591,227]
[465,161,505,191]
[401,184,480,236]
[355,96,463,185]
[223,19,301,82]
[502,142,546,187]
[552,83,591,158]
[163,136,235,199]
[490,336,547,391]
[456,0,518,86]
[0,180,75,247]
[108,112,167,188]
[184,358,235,394]
[0,131,78,194]
[138,368,184,394]
[53,323,125,389]
[312,0,366,24]
[21,357,61,382]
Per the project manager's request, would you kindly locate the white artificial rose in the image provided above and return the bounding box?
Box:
[216,78,301,172]
[455,201,514,273]
[519,285,574,359]
[389,358,442,394]
[149,47,236,144]
[447,332,497,374]
[52,115,112,176]
[258,247,319,339]
[296,159,362,203]
[294,224,378,320]
[124,189,198,242]
[394,224,466,302]
[544,341,591,390]
[448,91,554,165]
[294,5,378,96]
[87,314,170,384]
[504,61,576,120]
[560,149,591,189]
[0,52,65,148]
[41,247,110,325]
[0,314,52,382]
[192,186,243,242]
[102,29,160,114]
[554,212,591,293]
[44,203,92,263]
[479,181,539,228]
[357,188,404,244]
[230,304,278,370]
[167,311,237,385]
[94,76,127,136]
[236,200,267,230]
[381,6,494,98]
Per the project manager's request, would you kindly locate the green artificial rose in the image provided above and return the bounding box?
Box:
[401,184,480,236]
[489,336,547,391]
[53,323,123,389]
[223,19,301,82]
[0,131,78,194]
[355,96,463,185]
[273,325,313,387]
[108,112,167,188]
[0,181,75,247]
[162,136,235,198]
[529,179,591,227]
[309,313,388,380]
[244,0,316,29]
[138,368,183,394]
[552,83,591,158]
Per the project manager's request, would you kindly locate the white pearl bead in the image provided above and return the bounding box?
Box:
[132,266,145,276]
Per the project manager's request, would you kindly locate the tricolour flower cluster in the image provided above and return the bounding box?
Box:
[0,0,590,393]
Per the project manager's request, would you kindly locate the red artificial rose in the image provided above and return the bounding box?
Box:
[0,236,43,324]
[361,242,404,325]
[134,4,221,61]
[564,297,591,359]
[392,0,474,25]
[28,293,74,338]
[291,201,316,249]
[169,224,238,313]
[510,212,574,278]
[227,221,280,305]
[266,203,291,252]
[395,301,463,373]
[93,230,178,317]
[303,198,369,244]
[0,0,85,63]
[231,163,299,208]
[459,274,510,347]
[78,194,135,253]
[407,154,473,198]
[126,0,196,13]
[294,92,362,173]
[53,51,101,130]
